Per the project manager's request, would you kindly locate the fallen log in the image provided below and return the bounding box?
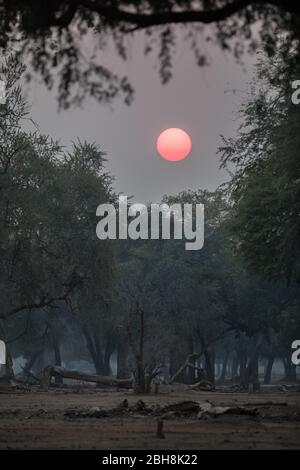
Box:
[196,401,259,419]
[161,400,201,414]
[241,401,288,407]
[64,399,260,420]
[65,399,152,419]
[186,379,215,391]
[41,366,133,390]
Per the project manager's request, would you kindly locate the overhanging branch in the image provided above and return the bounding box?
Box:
[2,286,74,320]
[80,0,300,29]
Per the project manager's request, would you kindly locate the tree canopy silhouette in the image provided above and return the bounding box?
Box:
[1,1,300,107]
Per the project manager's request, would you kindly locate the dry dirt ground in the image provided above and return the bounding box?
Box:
[0,385,299,450]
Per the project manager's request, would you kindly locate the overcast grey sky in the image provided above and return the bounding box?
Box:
[26,34,256,204]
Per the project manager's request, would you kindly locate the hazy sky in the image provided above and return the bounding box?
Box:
[26,33,256,204]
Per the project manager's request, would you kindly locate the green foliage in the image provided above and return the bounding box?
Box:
[219,45,300,282]
[0,54,115,322]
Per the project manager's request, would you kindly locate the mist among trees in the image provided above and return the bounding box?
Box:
[1,47,299,394]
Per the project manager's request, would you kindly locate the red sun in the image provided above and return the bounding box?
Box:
[156,128,192,162]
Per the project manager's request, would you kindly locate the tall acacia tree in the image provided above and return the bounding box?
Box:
[0,55,75,322]
[0,55,115,378]
[219,45,300,283]
[218,45,300,382]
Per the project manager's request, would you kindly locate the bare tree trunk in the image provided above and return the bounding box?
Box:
[133,308,146,393]
[187,337,196,384]
[103,337,114,376]
[239,350,248,388]
[202,344,215,385]
[51,330,63,386]
[5,348,14,380]
[231,352,239,379]
[243,334,263,390]
[133,358,146,394]
[83,328,105,376]
[248,354,260,391]
[264,354,275,384]
[220,351,229,382]
[283,354,297,382]
[117,338,129,379]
